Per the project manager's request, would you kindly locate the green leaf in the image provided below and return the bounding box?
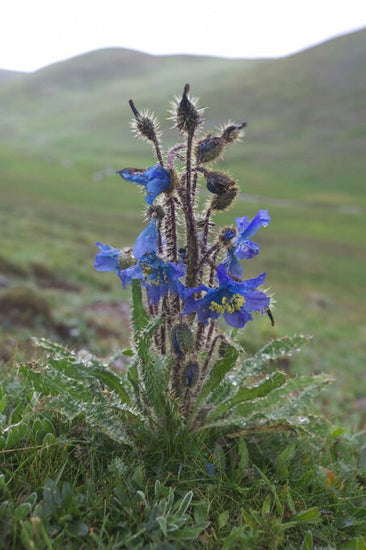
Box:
[241,335,310,377]
[194,344,239,412]
[292,507,321,524]
[301,531,313,550]
[66,520,89,537]
[210,371,287,419]
[14,502,32,521]
[0,394,7,415]
[175,491,193,518]
[218,510,230,529]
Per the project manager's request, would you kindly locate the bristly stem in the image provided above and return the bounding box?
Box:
[164,196,178,262]
[184,129,199,288]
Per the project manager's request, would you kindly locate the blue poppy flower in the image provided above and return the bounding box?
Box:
[183,264,269,328]
[223,210,270,277]
[117,164,172,205]
[133,219,159,259]
[120,252,185,305]
[94,242,121,273]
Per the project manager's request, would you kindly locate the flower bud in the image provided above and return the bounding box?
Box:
[183,362,199,387]
[195,135,224,163]
[221,121,247,144]
[210,185,239,211]
[128,99,160,143]
[175,83,201,135]
[206,171,236,195]
[172,323,194,355]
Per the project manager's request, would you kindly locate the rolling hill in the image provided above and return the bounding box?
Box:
[0,29,365,203]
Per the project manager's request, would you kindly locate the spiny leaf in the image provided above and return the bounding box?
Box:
[240,335,310,378]
[197,344,239,406]
[209,371,287,419]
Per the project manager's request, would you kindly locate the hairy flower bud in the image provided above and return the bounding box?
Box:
[195,135,225,163]
[183,362,199,387]
[210,185,239,211]
[206,171,236,195]
[129,99,160,143]
[221,121,247,144]
[172,323,194,355]
[175,83,201,135]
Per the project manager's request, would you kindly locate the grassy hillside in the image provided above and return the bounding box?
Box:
[1,30,366,426]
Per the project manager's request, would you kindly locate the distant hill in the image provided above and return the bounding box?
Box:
[0,69,24,84]
[0,29,365,202]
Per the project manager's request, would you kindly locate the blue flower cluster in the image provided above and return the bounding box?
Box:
[95,205,270,329]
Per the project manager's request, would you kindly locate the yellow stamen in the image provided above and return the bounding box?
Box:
[209,293,245,314]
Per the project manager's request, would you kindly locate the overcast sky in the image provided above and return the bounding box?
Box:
[1,0,365,72]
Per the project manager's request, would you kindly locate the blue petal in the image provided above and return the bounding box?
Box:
[119,264,143,289]
[94,242,120,272]
[243,289,270,311]
[237,272,266,291]
[223,308,252,328]
[223,249,243,278]
[234,239,259,260]
[117,168,148,186]
[236,210,270,240]
[133,220,159,259]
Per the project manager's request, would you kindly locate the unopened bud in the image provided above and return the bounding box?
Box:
[210,185,239,211]
[175,83,201,134]
[183,362,199,387]
[221,121,247,143]
[206,171,236,195]
[172,323,194,355]
[129,99,160,142]
[195,135,224,163]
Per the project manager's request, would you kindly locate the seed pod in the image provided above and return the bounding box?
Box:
[211,185,239,211]
[171,323,194,355]
[206,171,236,195]
[195,135,224,163]
[183,362,199,387]
[175,83,201,134]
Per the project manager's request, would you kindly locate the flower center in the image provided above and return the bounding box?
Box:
[209,293,245,314]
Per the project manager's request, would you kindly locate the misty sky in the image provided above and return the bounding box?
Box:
[1,0,365,72]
